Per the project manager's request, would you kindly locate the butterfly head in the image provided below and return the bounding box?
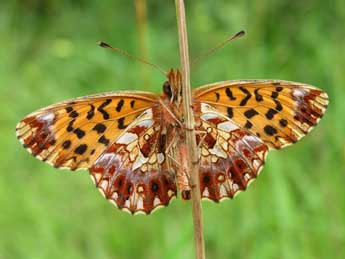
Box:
[163,68,182,103]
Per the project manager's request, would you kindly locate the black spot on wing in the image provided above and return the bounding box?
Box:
[151,182,159,192]
[73,128,85,139]
[239,86,251,106]
[69,110,79,118]
[130,100,135,108]
[244,120,253,129]
[116,99,124,112]
[87,104,95,120]
[225,88,236,100]
[97,99,112,120]
[265,108,278,120]
[75,144,87,155]
[65,107,73,113]
[244,108,258,119]
[117,117,128,129]
[98,136,110,146]
[62,140,71,149]
[254,89,263,102]
[264,125,277,136]
[274,99,283,111]
[203,175,210,184]
[271,91,279,99]
[67,119,76,132]
[275,85,283,92]
[227,107,233,118]
[92,123,107,134]
[279,119,288,127]
[215,92,220,101]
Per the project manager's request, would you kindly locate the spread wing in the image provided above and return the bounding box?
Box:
[193,80,328,202]
[16,91,159,170]
[193,80,328,149]
[89,108,177,215]
[17,92,177,214]
[195,103,268,201]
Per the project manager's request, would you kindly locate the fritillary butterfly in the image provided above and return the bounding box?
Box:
[16,68,328,214]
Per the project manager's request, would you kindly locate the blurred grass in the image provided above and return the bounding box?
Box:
[1,1,344,259]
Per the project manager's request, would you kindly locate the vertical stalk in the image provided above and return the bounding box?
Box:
[134,0,148,82]
[175,1,206,259]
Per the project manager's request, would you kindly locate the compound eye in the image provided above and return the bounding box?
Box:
[163,81,172,98]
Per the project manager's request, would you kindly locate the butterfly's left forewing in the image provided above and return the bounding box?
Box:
[193,80,328,149]
[193,80,328,202]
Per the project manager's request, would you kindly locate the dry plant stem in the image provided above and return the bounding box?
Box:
[175,1,206,259]
[134,0,149,82]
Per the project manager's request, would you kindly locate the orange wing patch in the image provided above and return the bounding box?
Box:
[193,80,329,149]
[16,92,159,170]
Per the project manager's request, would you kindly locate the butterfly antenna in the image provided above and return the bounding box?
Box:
[191,30,245,66]
[98,41,167,76]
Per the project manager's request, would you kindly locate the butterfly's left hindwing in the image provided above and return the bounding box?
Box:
[195,103,268,201]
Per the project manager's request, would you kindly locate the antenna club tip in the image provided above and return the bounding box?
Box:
[98,41,112,48]
[236,30,246,37]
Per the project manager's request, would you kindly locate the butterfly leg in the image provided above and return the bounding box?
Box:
[159,99,184,128]
[195,130,207,149]
[165,133,178,155]
[167,154,181,167]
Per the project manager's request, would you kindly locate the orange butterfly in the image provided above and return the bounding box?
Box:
[16,57,328,215]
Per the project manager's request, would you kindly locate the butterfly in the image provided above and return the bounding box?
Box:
[16,68,328,215]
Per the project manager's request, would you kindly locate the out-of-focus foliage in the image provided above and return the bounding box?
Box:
[1,1,344,258]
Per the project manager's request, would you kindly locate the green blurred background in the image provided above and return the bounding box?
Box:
[1,1,344,258]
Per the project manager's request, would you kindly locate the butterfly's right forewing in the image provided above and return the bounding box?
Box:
[16,92,159,170]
